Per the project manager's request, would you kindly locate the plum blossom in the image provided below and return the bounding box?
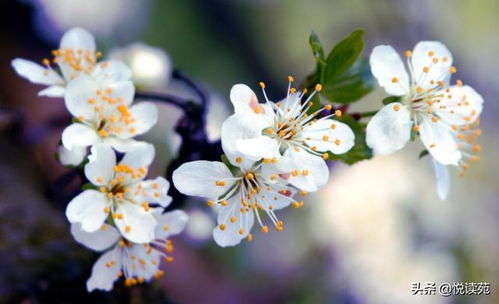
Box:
[366,41,483,199]
[71,209,188,292]
[172,127,328,247]
[11,27,131,97]
[222,80,355,179]
[61,74,157,152]
[66,143,170,243]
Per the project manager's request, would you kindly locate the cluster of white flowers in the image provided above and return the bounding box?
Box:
[366,41,483,199]
[12,25,485,292]
[173,80,355,247]
[12,28,188,292]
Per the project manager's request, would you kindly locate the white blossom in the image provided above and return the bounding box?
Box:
[11,27,131,97]
[71,209,188,292]
[66,143,170,243]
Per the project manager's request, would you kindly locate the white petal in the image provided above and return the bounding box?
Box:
[300,119,355,154]
[60,27,96,52]
[221,114,266,169]
[117,102,158,138]
[38,85,66,97]
[255,185,296,210]
[132,177,172,207]
[62,123,99,150]
[92,60,132,83]
[278,148,329,192]
[411,41,453,89]
[66,190,109,232]
[64,75,100,118]
[119,142,155,171]
[433,85,483,126]
[229,84,275,122]
[86,247,121,292]
[71,223,120,251]
[431,157,450,200]
[366,103,412,155]
[369,45,410,96]
[84,143,116,186]
[213,195,254,247]
[154,210,189,239]
[172,161,235,198]
[236,136,281,160]
[58,145,87,166]
[125,245,161,280]
[419,118,460,165]
[11,58,64,86]
[115,203,157,243]
[106,138,143,153]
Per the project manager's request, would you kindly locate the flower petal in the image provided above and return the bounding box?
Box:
[119,142,155,171]
[60,27,96,52]
[84,143,116,186]
[117,102,158,138]
[11,58,64,86]
[366,103,412,155]
[419,118,461,165]
[172,161,235,198]
[71,223,120,251]
[115,202,157,243]
[433,85,483,126]
[86,247,121,292]
[132,177,172,207]
[431,157,450,200]
[229,84,274,123]
[221,114,264,169]
[38,85,65,97]
[236,136,281,160]
[213,194,254,247]
[92,60,132,83]
[58,145,87,167]
[66,190,109,232]
[280,148,329,192]
[154,210,189,239]
[300,118,355,154]
[411,41,453,89]
[64,75,100,118]
[369,45,410,96]
[62,123,99,150]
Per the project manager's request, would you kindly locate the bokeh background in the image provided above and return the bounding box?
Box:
[0,0,498,303]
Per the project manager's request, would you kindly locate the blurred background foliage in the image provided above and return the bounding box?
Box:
[0,0,498,303]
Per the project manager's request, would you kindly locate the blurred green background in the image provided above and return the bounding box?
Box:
[0,0,497,303]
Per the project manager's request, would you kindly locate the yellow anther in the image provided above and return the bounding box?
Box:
[322,135,329,141]
[220,200,228,206]
[302,170,309,176]
[428,51,435,57]
[456,80,463,87]
[405,50,412,57]
[125,225,131,233]
[431,116,439,123]
[330,123,336,129]
[247,233,253,242]
[449,66,457,73]
[235,156,242,163]
[291,170,299,177]
[432,57,439,64]
[165,256,174,262]
[42,58,50,66]
[215,180,225,187]
[391,77,399,83]
[98,129,109,137]
[413,125,420,132]
[102,224,109,231]
[322,153,329,160]
[315,84,322,92]
[104,207,110,214]
[334,110,342,117]
[261,226,269,233]
[324,104,332,111]
[334,139,341,146]
[423,66,430,73]
[393,104,400,112]
[238,228,245,235]
[416,87,424,94]
[288,75,294,82]
[219,224,226,231]
[246,173,255,180]
[99,187,107,193]
[430,143,437,148]
[290,88,296,94]
[230,216,237,223]
[259,81,266,89]
[300,190,308,196]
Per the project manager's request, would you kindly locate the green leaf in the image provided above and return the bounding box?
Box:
[221,154,240,175]
[382,96,402,105]
[309,31,326,65]
[327,115,372,165]
[323,29,365,82]
[321,58,374,103]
